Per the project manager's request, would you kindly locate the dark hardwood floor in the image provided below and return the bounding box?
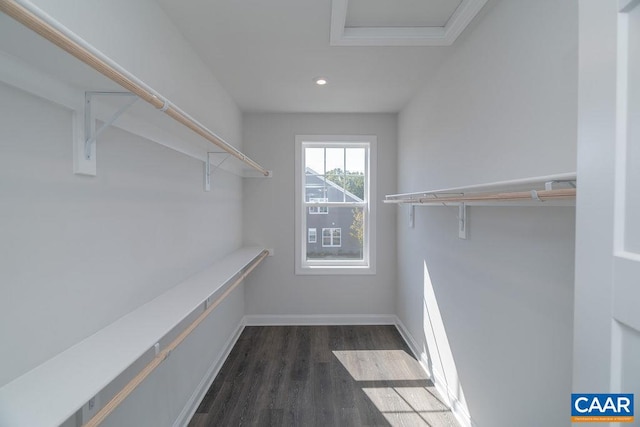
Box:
[189,325,458,427]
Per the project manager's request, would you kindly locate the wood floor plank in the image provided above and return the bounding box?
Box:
[313,362,335,426]
[256,408,283,427]
[338,407,363,427]
[187,413,207,427]
[290,327,310,381]
[190,325,459,427]
[228,359,269,425]
[197,381,234,427]
[311,325,331,363]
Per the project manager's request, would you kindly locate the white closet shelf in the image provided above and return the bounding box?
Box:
[385,172,577,207]
[0,0,271,180]
[0,247,268,427]
[386,173,576,238]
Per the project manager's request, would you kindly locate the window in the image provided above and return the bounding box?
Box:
[308,198,328,214]
[322,228,341,247]
[295,135,376,275]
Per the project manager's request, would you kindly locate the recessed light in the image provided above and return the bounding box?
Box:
[314,77,327,86]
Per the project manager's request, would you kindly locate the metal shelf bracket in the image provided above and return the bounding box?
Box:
[204,152,272,191]
[204,151,231,191]
[458,203,467,239]
[74,91,138,176]
[545,179,576,190]
[408,205,415,228]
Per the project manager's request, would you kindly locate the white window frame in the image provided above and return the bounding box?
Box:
[308,228,317,243]
[295,135,377,275]
[322,227,342,247]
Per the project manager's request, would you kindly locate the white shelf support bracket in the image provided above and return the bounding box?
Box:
[458,203,467,239]
[530,190,543,202]
[204,151,231,191]
[74,91,138,176]
[545,179,577,190]
[81,395,100,424]
[408,205,415,228]
[204,154,211,191]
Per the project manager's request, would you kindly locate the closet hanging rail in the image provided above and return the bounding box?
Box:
[0,0,269,177]
[384,172,577,205]
[385,173,577,239]
[384,188,576,205]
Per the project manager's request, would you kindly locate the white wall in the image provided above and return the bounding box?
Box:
[396,0,578,426]
[242,113,397,319]
[27,0,241,143]
[0,1,246,425]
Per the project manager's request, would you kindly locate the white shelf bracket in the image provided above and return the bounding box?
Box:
[530,190,543,202]
[204,151,231,191]
[74,91,138,176]
[458,203,467,239]
[408,205,415,228]
[81,395,100,424]
[545,179,577,190]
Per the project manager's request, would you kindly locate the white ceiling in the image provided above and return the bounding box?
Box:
[156,0,485,113]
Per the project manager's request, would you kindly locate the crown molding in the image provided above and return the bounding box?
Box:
[330,0,488,46]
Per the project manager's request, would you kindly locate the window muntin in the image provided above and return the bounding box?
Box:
[295,135,375,274]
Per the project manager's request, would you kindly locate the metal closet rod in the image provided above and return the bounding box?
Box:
[385,172,577,200]
[383,188,577,204]
[0,0,270,177]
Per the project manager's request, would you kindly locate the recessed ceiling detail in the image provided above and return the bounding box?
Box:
[330,0,488,46]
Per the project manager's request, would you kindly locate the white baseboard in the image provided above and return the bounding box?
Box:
[394,317,424,365]
[393,318,476,427]
[173,317,247,427]
[244,314,397,326]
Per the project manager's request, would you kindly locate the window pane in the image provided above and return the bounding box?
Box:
[321,228,332,246]
[324,172,346,202]
[333,228,341,246]
[346,148,365,174]
[325,147,344,173]
[306,207,364,261]
[305,171,328,203]
[344,173,365,201]
[305,148,325,174]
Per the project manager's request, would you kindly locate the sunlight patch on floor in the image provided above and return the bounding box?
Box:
[333,348,459,426]
[363,386,458,427]
[332,349,429,382]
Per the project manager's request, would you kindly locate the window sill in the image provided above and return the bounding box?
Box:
[295,265,376,276]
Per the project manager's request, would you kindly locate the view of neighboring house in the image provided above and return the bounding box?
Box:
[305,168,363,260]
